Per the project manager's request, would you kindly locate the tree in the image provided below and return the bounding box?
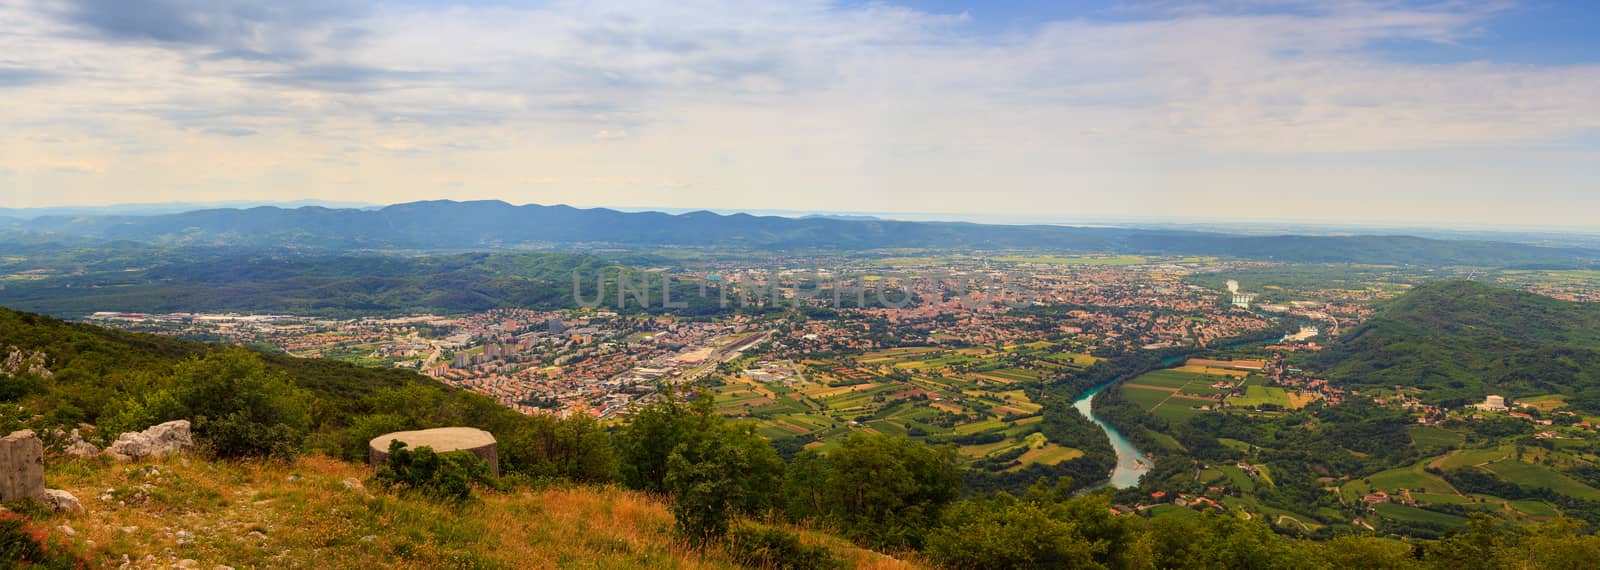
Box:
[926,493,1103,569]
[819,432,962,549]
[616,387,720,494]
[499,412,618,483]
[1314,536,1419,570]
[170,349,311,459]
[782,449,831,522]
[664,423,784,544]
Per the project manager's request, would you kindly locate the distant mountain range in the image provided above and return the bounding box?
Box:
[0,199,378,219]
[4,200,1598,266]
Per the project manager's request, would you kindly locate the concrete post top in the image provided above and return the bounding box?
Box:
[369,427,497,454]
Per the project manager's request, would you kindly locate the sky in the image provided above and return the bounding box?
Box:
[2,0,1599,227]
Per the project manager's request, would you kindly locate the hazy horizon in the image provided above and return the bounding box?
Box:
[4,1,1599,226]
[8,197,1600,237]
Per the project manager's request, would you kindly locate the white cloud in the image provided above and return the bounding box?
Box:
[0,0,1596,226]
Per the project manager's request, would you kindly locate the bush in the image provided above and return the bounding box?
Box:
[664,423,785,544]
[800,432,962,550]
[0,372,45,402]
[926,496,1101,569]
[374,440,500,503]
[342,413,413,461]
[617,388,721,494]
[173,349,312,459]
[0,510,86,569]
[725,524,844,570]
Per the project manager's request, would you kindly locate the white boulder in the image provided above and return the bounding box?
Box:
[106,420,193,461]
[65,428,100,458]
[42,488,83,513]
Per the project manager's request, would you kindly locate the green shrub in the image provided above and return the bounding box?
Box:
[725,524,844,570]
[342,413,413,461]
[0,372,45,402]
[374,440,500,503]
[173,349,312,459]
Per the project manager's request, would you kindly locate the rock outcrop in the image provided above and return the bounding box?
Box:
[369,427,499,476]
[0,430,44,501]
[64,428,100,458]
[106,420,194,461]
[0,346,51,379]
[42,488,82,513]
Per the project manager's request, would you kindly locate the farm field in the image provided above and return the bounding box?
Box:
[1342,460,1457,501]
[1373,503,1469,528]
[1121,366,1244,420]
[710,342,1098,473]
[1408,425,1465,450]
[1434,446,1513,470]
[1230,385,1293,409]
[1483,460,1600,501]
[1519,394,1569,412]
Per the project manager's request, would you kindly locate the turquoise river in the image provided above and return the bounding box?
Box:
[1072,381,1152,488]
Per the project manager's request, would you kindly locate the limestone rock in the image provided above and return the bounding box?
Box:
[0,346,51,379]
[106,420,193,461]
[369,427,499,476]
[65,428,99,458]
[42,489,83,513]
[0,430,44,501]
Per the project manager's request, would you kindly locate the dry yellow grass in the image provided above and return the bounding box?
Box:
[34,454,924,569]
[1171,365,1249,378]
[807,383,880,399]
[1287,391,1322,409]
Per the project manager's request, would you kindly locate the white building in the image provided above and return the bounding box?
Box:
[1477,395,1508,412]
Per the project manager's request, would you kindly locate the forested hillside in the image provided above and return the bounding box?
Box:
[1310,281,1600,407]
[0,251,729,318]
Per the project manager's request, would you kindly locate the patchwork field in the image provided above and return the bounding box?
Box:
[1231,386,1292,409]
[711,342,1097,473]
[1122,366,1242,421]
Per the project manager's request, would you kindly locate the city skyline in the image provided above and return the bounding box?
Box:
[4,1,1600,226]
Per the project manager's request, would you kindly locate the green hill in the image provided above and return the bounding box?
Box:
[1311,280,1600,406]
[0,305,612,479]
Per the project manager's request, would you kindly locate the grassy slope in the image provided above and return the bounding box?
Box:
[38,454,918,569]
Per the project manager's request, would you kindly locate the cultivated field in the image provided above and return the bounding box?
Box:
[711,342,1096,472]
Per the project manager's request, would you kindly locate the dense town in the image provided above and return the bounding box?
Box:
[81,259,1361,417]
